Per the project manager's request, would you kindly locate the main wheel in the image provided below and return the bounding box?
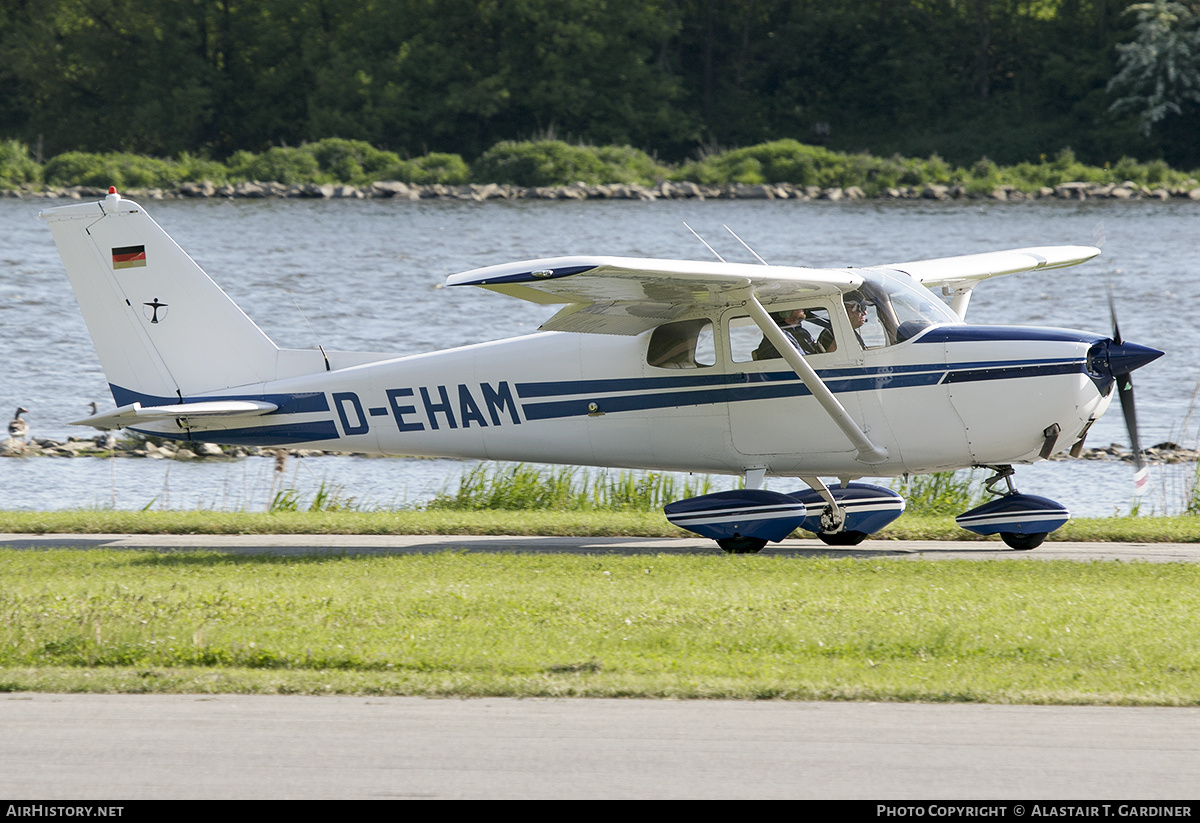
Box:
[1001,532,1046,550]
[818,530,869,546]
[716,536,768,554]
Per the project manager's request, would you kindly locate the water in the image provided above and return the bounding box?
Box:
[2,195,1197,517]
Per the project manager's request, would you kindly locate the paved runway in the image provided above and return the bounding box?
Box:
[4,693,1200,799]
[3,532,1199,562]
[5,534,1199,799]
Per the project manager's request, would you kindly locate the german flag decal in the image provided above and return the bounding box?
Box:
[112,245,146,269]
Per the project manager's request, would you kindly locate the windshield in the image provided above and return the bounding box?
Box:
[858,268,959,346]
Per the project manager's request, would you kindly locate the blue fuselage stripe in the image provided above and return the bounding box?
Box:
[519,358,1086,421]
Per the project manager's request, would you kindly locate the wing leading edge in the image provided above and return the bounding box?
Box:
[446,256,859,335]
[881,245,1100,288]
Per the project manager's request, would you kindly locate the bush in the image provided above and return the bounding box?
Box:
[175,152,229,184]
[42,152,183,189]
[473,139,665,186]
[675,140,962,194]
[408,152,470,184]
[0,141,41,188]
[226,147,324,184]
[304,138,402,184]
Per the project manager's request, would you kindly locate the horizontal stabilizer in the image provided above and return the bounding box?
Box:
[71,400,279,430]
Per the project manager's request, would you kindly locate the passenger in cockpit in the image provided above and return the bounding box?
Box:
[753,308,823,360]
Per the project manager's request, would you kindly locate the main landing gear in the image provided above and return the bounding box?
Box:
[663,483,905,554]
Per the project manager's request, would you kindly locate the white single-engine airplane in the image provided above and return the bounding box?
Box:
[43,189,1161,552]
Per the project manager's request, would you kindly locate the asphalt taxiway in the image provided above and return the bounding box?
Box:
[2,532,1199,562]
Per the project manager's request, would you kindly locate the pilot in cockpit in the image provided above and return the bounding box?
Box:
[752,308,824,360]
[818,291,868,353]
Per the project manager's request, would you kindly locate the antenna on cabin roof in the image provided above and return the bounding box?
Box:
[724,225,769,265]
[683,222,726,263]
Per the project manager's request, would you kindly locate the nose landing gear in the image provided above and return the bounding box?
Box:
[955,465,1070,550]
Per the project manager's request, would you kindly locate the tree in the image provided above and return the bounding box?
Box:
[1107,0,1200,135]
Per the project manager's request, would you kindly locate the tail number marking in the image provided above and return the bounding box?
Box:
[333,382,521,437]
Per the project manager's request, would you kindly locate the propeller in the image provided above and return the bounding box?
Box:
[1107,287,1151,496]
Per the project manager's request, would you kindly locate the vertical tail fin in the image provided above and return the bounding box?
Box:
[41,192,280,403]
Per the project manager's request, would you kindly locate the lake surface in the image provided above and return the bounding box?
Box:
[2,195,1197,517]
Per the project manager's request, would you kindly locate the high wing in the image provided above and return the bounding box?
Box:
[882,245,1099,290]
[446,256,858,335]
[447,247,1099,332]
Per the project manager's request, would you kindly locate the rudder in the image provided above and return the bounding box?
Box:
[41,191,280,402]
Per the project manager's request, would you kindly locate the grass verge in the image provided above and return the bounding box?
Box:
[3,549,1200,703]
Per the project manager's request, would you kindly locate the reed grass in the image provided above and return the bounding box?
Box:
[426,463,714,512]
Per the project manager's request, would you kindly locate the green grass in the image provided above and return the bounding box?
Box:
[3,549,1200,703]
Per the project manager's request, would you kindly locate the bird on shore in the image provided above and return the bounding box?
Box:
[8,407,29,444]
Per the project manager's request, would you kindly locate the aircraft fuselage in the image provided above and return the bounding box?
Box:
[121,321,1112,480]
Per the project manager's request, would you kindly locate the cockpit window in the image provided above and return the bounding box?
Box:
[858,269,959,346]
[647,319,715,369]
[729,306,834,363]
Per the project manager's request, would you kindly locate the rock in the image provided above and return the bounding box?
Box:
[1053,182,1090,199]
[732,183,774,199]
[234,181,268,198]
[371,180,417,199]
[179,181,216,197]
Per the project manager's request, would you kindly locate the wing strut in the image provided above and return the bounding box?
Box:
[743,293,888,465]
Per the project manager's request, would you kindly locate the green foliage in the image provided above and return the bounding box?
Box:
[270,481,358,513]
[676,140,961,194]
[226,148,324,184]
[175,153,229,184]
[1108,1,1200,137]
[0,141,41,188]
[304,138,402,184]
[473,140,666,186]
[427,463,713,512]
[42,152,183,189]
[406,152,471,185]
[894,472,984,517]
[0,0,1197,170]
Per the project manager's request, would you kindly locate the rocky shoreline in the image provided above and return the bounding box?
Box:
[2,434,1195,465]
[6,179,1200,203]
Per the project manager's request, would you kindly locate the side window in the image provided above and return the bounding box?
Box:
[647,319,715,369]
[728,306,834,363]
[843,292,885,349]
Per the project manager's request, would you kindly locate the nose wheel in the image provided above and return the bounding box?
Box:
[716,536,768,554]
[1000,532,1046,550]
